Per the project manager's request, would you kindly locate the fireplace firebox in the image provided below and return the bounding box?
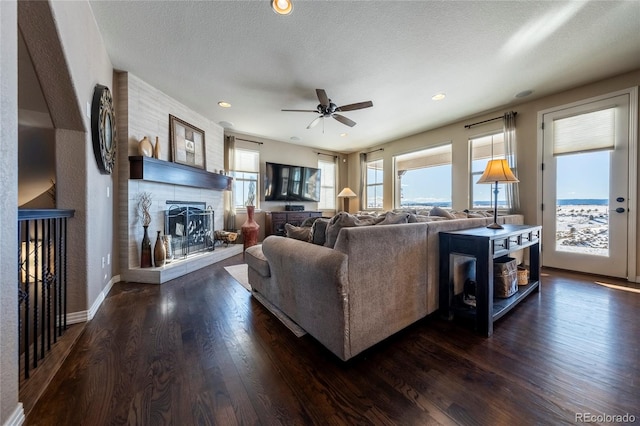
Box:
[164,201,215,258]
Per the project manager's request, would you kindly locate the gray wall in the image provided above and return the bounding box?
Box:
[0,1,20,424]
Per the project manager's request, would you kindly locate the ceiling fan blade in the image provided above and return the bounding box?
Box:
[336,100,373,112]
[316,89,330,107]
[282,109,318,113]
[332,114,356,127]
[307,116,323,129]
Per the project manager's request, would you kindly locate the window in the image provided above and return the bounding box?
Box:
[366,159,384,209]
[318,158,336,210]
[395,144,452,209]
[470,133,513,209]
[232,148,259,209]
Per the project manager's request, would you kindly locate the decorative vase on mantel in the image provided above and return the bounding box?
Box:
[140,225,152,268]
[138,136,153,157]
[241,205,260,255]
[154,231,166,267]
[153,136,161,159]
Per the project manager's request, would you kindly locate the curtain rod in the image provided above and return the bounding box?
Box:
[365,148,384,154]
[235,138,263,145]
[316,152,338,159]
[464,111,517,129]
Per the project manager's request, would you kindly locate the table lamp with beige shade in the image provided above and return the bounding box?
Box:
[476,159,519,229]
[337,187,357,212]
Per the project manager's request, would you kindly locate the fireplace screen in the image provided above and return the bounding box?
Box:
[164,202,215,258]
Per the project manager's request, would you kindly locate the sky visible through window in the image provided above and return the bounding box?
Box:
[400,150,609,208]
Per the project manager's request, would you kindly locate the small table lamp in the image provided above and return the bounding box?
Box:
[337,187,357,212]
[476,159,519,229]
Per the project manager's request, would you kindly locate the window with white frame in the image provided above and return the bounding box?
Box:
[395,144,452,209]
[470,133,514,209]
[318,158,336,210]
[232,148,259,209]
[366,159,384,209]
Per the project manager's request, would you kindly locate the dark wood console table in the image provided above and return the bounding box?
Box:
[266,211,322,236]
[439,224,542,336]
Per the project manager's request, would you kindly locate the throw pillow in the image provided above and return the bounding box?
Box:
[324,212,380,248]
[300,216,320,227]
[377,210,410,225]
[310,217,330,245]
[429,206,456,219]
[285,223,311,242]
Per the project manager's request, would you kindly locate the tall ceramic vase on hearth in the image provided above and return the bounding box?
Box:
[154,231,166,267]
[140,225,152,268]
[241,205,260,255]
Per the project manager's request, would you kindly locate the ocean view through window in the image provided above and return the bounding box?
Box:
[554,150,610,256]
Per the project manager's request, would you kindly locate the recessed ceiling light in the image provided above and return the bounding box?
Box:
[431,93,446,101]
[218,121,234,128]
[515,90,533,98]
[218,101,231,108]
[272,0,293,15]
[340,133,348,137]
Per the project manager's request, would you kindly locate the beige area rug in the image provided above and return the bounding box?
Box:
[224,264,306,337]
[224,264,251,291]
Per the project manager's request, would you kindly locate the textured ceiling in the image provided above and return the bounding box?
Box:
[89,1,640,153]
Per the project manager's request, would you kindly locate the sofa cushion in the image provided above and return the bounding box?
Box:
[324,212,382,248]
[378,210,410,225]
[285,223,312,241]
[413,215,447,222]
[429,206,456,219]
[245,244,270,277]
[310,217,330,245]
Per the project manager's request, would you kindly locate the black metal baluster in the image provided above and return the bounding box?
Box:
[33,220,39,369]
[46,218,52,351]
[63,218,68,330]
[39,219,46,361]
[55,218,61,339]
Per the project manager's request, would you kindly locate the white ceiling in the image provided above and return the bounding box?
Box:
[89,1,640,153]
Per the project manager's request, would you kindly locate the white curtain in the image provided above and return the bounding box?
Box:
[503,111,520,213]
[359,152,367,211]
[224,135,236,230]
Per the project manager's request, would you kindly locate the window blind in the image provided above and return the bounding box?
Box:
[234,148,259,172]
[553,108,615,155]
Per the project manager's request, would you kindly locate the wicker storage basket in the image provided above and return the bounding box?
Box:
[494,256,518,298]
[517,266,529,285]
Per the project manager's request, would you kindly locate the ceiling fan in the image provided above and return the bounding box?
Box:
[282,89,373,129]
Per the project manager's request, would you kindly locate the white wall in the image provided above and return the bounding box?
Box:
[347,69,640,271]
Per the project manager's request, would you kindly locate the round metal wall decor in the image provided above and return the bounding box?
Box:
[91,84,117,174]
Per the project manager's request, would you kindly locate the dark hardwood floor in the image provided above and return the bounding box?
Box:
[26,255,639,425]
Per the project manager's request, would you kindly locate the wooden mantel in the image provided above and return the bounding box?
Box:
[129,156,232,190]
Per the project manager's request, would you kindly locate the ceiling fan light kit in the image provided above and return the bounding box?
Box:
[282,88,373,131]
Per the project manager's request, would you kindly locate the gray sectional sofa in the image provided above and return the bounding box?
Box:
[245,212,524,361]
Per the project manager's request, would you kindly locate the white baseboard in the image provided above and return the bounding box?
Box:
[3,403,25,426]
[67,274,120,324]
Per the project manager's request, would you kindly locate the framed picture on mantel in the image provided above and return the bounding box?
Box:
[169,114,206,169]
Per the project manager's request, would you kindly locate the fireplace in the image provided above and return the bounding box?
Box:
[164,201,215,258]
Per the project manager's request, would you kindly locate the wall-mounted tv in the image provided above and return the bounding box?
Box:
[264,162,322,202]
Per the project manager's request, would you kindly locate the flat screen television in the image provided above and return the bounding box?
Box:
[264,162,322,202]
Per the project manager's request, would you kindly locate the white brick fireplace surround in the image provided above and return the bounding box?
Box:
[116,72,241,284]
